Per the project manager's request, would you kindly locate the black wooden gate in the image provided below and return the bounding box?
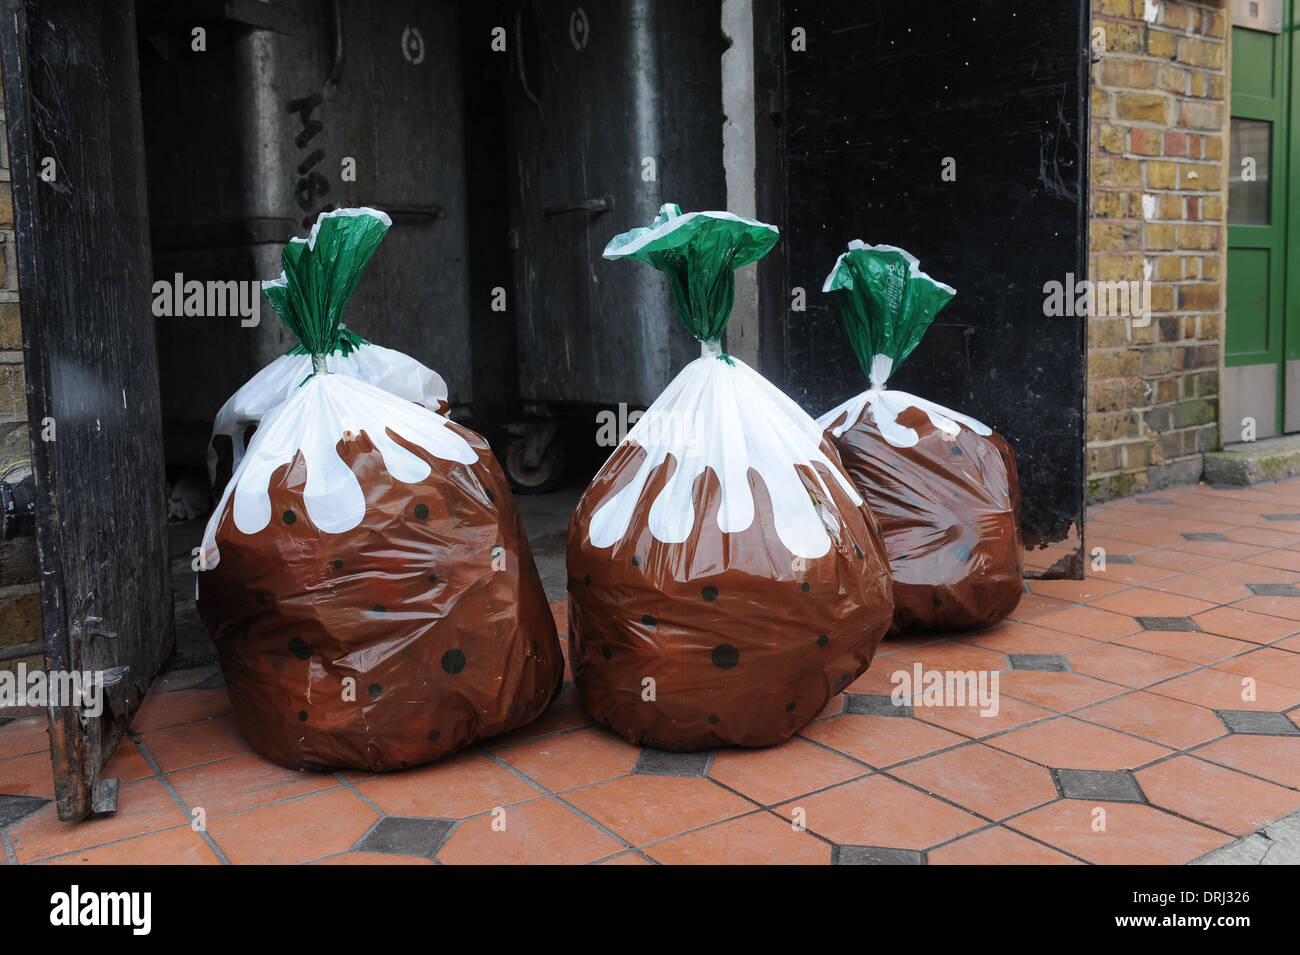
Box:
[769,0,1090,572]
[0,0,173,820]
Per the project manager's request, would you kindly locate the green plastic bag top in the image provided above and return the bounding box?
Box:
[821,241,955,388]
[603,203,779,351]
[262,207,392,373]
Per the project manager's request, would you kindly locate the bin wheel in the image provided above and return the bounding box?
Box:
[505,437,566,494]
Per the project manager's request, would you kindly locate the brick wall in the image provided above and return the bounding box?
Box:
[0,63,42,674]
[1087,0,1229,500]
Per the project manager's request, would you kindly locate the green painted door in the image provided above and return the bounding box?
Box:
[1226,1,1290,439]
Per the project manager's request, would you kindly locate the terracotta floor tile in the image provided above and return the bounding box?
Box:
[45,826,220,865]
[845,663,919,698]
[548,600,568,637]
[1095,562,1181,586]
[1115,629,1257,665]
[995,670,1128,712]
[1146,667,1300,712]
[1191,606,1299,645]
[889,641,1009,674]
[1231,595,1300,623]
[438,797,624,864]
[1136,756,1300,836]
[130,689,231,733]
[1034,605,1142,640]
[1006,593,1074,621]
[1276,633,1300,654]
[1091,588,1219,619]
[103,737,154,783]
[562,775,754,846]
[1076,692,1226,750]
[10,778,189,863]
[928,826,1081,864]
[893,743,1057,819]
[1009,800,1229,864]
[357,752,540,818]
[1027,578,1129,603]
[484,702,592,748]
[206,788,377,864]
[800,714,965,768]
[960,622,1097,655]
[1146,572,1254,605]
[1214,647,1300,690]
[1133,548,1225,572]
[986,717,1171,770]
[0,751,55,798]
[776,775,981,850]
[1066,644,1197,689]
[1245,550,1300,572]
[313,851,434,865]
[1225,526,1300,548]
[912,694,1055,739]
[169,752,337,817]
[1167,539,1269,561]
[0,716,50,759]
[495,727,639,792]
[708,736,866,804]
[135,714,251,773]
[645,810,832,864]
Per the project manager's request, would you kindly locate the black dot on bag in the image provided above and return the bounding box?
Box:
[786,702,796,712]
[288,636,312,661]
[486,488,495,502]
[583,573,591,586]
[631,555,642,566]
[711,644,739,669]
[707,714,720,725]
[600,646,612,660]
[817,634,828,647]
[701,585,719,601]
[427,729,441,742]
[855,545,864,558]
[333,559,344,570]
[368,683,382,698]
[801,582,811,592]
[952,446,963,456]
[414,503,429,520]
[373,605,386,613]
[297,710,308,722]
[933,597,943,608]
[641,614,656,627]
[283,510,296,524]
[441,648,467,674]
[427,574,437,584]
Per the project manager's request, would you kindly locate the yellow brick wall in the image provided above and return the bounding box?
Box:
[1088,0,1229,500]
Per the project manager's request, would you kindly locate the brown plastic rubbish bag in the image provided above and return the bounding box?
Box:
[197,209,562,771]
[568,205,895,752]
[818,242,1023,633]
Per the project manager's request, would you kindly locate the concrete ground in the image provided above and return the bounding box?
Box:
[3,477,1300,864]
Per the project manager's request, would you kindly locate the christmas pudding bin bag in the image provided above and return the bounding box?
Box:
[568,204,895,752]
[208,327,449,496]
[197,208,562,772]
[817,241,1023,634]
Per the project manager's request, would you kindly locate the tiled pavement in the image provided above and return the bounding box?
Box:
[3,478,1300,864]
